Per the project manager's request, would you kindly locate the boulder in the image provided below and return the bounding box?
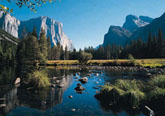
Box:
[58,83,65,88]
[14,78,21,85]
[75,83,85,92]
[79,77,88,84]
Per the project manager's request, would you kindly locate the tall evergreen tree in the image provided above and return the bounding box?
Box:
[39,28,48,61]
[157,29,164,57]
[64,46,69,60]
[47,36,51,60]
[32,26,38,39]
[26,35,41,61]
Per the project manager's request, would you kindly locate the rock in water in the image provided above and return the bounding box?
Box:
[14,78,21,85]
[79,77,88,84]
[75,83,85,92]
[68,95,73,99]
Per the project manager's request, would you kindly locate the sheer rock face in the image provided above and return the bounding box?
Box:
[103,14,153,47]
[131,13,165,42]
[103,26,132,46]
[123,15,153,32]
[0,11,74,50]
[0,11,20,38]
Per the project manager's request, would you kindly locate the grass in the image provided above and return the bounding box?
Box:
[97,74,165,107]
[149,75,165,88]
[27,70,50,88]
[46,59,165,68]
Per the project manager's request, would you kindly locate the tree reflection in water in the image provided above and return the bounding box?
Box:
[0,66,73,115]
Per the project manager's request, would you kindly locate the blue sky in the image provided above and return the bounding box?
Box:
[1,0,165,50]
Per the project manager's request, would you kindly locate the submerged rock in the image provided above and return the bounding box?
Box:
[75,83,85,92]
[72,109,76,112]
[79,77,88,84]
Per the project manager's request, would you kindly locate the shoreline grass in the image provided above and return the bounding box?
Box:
[46,59,165,68]
[96,74,165,108]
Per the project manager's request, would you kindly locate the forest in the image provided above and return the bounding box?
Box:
[0,28,165,66]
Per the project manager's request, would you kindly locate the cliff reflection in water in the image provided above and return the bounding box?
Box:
[0,66,73,115]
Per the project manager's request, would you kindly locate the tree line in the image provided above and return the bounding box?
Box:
[83,29,165,59]
[16,27,71,64]
[0,28,164,66]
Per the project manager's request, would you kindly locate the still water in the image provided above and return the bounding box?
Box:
[0,66,147,116]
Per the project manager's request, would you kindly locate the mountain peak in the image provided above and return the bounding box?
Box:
[123,14,153,32]
[0,11,74,50]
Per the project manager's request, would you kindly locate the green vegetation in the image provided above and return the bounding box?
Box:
[96,74,165,108]
[78,51,93,64]
[84,29,165,59]
[0,29,18,65]
[46,59,165,67]
[26,70,50,88]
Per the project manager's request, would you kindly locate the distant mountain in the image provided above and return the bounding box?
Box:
[0,11,74,50]
[131,13,165,42]
[102,14,154,47]
[123,15,153,32]
[103,26,132,46]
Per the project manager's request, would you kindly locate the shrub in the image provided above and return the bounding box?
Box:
[78,51,93,65]
[128,54,137,66]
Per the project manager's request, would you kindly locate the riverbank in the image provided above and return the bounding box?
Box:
[46,59,165,68]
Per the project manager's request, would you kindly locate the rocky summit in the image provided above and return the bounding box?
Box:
[0,11,74,50]
[102,14,155,47]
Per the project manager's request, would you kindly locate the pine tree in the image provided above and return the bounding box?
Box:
[64,46,69,60]
[105,45,111,59]
[147,32,152,58]
[26,35,41,61]
[47,36,51,60]
[32,26,38,39]
[39,28,48,61]
[157,29,164,57]
[60,46,64,60]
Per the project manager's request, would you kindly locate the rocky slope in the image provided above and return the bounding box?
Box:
[103,26,132,46]
[123,15,153,32]
[0,11,74,50]
[131,13,165,42]
[103,14,154,47]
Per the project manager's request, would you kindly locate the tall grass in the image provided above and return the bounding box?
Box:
[27,70,50,88]
[149,75,165,88]
[98,74,165,107]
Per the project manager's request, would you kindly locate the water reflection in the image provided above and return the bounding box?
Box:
[0,66,164,116]
[0,85,18,115]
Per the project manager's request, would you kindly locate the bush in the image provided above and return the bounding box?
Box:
[78,51,93,65]
[128,54,137,65]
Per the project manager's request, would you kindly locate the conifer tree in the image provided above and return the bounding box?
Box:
[64,46,69,60]
[26,35,41,61]
[32,26,38,39]
[39,28,48,61]
[47,36,51,59]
